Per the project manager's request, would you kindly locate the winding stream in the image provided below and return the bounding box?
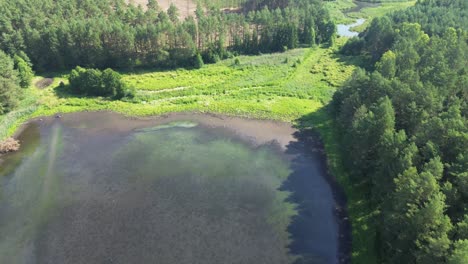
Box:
[0,112,347,264]
[336,1,381,37]
[337,18,366,37]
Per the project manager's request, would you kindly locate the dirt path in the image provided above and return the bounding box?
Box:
[126,0,197,18]
[35,78,54,89]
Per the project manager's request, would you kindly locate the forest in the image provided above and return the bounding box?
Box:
[333,0,467,262]
[0,0,334,72]
[0,0,337,113]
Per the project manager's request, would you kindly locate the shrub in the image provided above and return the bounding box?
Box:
[13,54,34,88]
[193,53,204,69]
[68,67,132,99]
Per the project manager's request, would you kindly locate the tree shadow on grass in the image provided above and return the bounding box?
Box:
[54,83,76,99]
[54,84,115,103]
[280,107,352,264]
[332,51,368,69]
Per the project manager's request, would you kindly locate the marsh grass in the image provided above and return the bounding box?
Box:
[348,1,416,32]
[0,46,358,140]
[326,0,415,32]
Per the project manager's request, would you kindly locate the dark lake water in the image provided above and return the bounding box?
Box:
[0,113,344,264]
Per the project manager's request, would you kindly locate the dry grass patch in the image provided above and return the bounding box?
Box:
[0,138,20,153]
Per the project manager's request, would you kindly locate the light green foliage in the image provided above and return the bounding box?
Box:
[383,159,452,263]
[375,50,396,78]
[13,55,34,88]
[449,240,468,264]
[0,45,356,141]
[325,0,415,28]
[348,1,416,32]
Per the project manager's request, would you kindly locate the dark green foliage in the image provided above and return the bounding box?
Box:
[350,0,468,64]
[340,37,365,56]
[333,0,468,262]
[0,51,20,114]
[193,53,204,69]
[0,0,334,72]
[69,67,133,99]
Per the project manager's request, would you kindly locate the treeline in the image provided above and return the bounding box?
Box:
[0,0,335,72]
[341,0,468,63]
[0,51,33,114]
[333,0,467,263]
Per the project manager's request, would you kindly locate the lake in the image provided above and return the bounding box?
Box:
[0,112,346,264]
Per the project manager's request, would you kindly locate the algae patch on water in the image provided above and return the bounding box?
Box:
[135,120,199,132]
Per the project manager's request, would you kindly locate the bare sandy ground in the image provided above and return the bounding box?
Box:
[126,0,197,18]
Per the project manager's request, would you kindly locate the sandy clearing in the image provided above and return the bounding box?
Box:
[126,0,197,18]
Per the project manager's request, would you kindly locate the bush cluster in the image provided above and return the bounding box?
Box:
[69,67,135,99]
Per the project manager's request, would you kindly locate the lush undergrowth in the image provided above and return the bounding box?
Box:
[348,1,416,32]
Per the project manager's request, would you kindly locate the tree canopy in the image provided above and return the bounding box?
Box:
[334,0,468,262]
[0,0,335,72]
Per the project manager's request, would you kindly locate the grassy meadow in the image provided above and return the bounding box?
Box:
[0,41,359,140]
[325,0,416,31]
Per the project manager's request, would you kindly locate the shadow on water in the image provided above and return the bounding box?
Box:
[282,108,351,264]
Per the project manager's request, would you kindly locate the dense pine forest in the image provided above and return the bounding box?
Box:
[0,0,334,72]
[334,0,467,262]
